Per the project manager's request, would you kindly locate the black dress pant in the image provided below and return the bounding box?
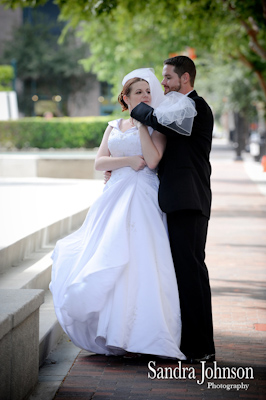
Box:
[167,210,215,359]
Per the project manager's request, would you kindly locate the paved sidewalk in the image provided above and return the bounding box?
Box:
[44,143,266,400]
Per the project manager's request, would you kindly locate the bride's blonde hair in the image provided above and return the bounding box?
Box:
[118,78,148,111]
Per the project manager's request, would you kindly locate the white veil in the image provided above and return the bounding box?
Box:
[153,92,197,136]
[122,68,197,135]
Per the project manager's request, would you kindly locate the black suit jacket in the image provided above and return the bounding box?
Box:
[131,90,213,218]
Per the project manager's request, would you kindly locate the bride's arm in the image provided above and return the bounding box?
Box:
[133,120,166,170]
[95,125,146,171]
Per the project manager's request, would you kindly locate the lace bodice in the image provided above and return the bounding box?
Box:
[105,119,158,189]
[108,119,153,157]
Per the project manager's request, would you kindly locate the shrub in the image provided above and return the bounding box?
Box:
[0,116,113,149]
[0,65,14,91]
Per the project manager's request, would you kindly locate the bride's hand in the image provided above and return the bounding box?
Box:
[103,171,111,184]
[130,117,142,129]
[129,155,146,171]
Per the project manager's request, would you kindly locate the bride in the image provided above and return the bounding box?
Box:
[49,68,188,360]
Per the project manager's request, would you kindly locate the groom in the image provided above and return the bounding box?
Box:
[131,56,215,363]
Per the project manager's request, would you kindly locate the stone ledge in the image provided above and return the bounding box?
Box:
[0,155,103,179]
[0,289,45,336]
[0,313,11,343]
[0,289,44,400]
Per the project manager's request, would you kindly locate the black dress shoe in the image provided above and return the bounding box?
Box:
[185,354,215,364]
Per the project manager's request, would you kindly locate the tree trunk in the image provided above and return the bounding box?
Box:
[234,112,248,160]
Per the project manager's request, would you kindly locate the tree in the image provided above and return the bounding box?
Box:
[196,59,262,158]
[0,13,90,115]
[2,21,87,79]
[0,65,13,90]
[1,0,265,158]
[1,0,265,99]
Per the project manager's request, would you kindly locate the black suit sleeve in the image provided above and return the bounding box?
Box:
[131,102,188,138]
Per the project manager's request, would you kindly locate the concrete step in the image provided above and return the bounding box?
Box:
[0,177,104,368]
[0,246,53,291]
[0,177,104,273]
[0,246,62,365]
[0,208,89,273]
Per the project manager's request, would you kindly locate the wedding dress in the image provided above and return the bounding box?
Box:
[50,118,185,360]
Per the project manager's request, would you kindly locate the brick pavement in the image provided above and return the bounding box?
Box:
[53,150,266,400]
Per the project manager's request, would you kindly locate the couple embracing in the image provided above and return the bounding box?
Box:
[50,55,215,364]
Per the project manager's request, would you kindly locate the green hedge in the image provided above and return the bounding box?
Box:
[0,116,113,149]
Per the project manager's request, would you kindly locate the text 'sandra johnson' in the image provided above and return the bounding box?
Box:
[147,361,254,386]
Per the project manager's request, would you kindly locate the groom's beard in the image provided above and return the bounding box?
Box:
[163,82,181,94]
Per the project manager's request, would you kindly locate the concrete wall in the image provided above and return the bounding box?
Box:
[0,154,103,179]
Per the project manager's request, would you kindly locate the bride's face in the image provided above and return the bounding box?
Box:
[123,81,151,111]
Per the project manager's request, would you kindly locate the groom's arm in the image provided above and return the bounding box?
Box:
[131,102,188,138]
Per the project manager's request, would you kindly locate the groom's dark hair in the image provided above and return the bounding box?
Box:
[164,55,196,87]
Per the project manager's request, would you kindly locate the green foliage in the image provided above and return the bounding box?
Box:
[58,0,266,102]
[196,57,261,120]
[0,65,13,91]
[0,11,92,116]
[0,116,111,149]
[76,2,202,98]
[1,0,265,108]
[1,18,88,81]
[0,0,46,8]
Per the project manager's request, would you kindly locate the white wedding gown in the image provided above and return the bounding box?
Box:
[50,119,185,360]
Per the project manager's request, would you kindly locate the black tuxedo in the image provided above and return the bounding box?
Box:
[131,90,215,359]
[132,91,213,217]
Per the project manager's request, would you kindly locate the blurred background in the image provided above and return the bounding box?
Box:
[0,0,265,159]
[0,4,265,399]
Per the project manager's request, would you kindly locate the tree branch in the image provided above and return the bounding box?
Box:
[263,0,266,22]
[226,0,266,60]
[238,52,266,99]
[240,19,266,60]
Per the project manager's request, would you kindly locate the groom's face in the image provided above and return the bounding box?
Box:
[161,64,181,94]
